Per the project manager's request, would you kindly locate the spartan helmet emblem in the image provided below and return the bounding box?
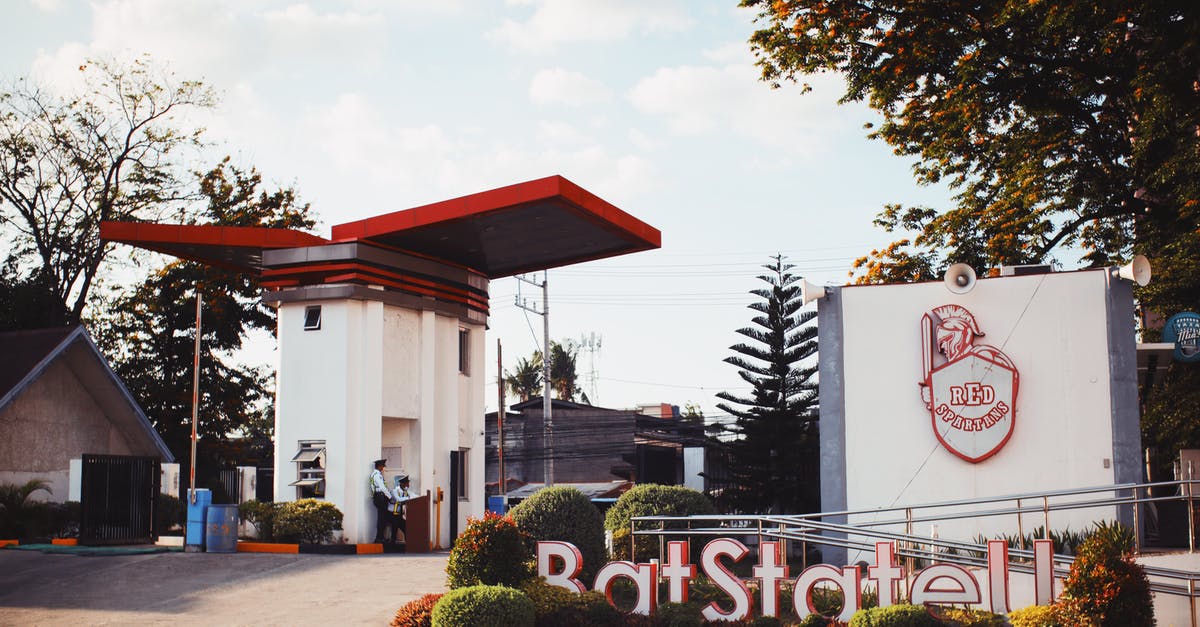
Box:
[920,304,1020,463]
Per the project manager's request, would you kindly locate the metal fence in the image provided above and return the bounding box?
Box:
[79,454,160,545]
[632,479,1200,623]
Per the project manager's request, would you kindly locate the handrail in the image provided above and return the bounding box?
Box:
[630,478,1200,622]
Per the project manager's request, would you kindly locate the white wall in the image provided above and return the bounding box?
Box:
[276,297,485,544]
[837,270,1123,547]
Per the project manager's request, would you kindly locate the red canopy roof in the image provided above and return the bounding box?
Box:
[101,175,660,279]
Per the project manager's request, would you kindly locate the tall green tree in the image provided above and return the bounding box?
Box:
[95,158,316,476]
[714,256,819,514]
[503,340,589,404]
[0,56,214,321]
[744,0,1198,279]
[743,0,1199,478]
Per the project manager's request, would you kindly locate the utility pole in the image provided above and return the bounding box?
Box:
[515,271,553,486]
[189,292,202,504]
[497,338,505,504]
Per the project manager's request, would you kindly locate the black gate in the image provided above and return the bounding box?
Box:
[80,454,160,545]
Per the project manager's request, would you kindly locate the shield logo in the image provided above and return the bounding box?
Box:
[920,304,1020,463]
[926,354,1018,463]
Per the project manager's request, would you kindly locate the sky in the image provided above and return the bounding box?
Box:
[2,0,955,418]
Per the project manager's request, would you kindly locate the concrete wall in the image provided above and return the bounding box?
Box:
[275,296,485,544]
[822,269,1138,557]
[0,360,143,501]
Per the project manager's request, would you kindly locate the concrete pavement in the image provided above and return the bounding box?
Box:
[0,548,449,626]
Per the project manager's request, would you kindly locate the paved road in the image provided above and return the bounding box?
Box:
[0,548,449,626]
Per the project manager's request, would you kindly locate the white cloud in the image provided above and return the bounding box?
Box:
[489,0,692,53]
[528,68,611,107]
[30,0,63,11]
[628,60,858,152]
[286,93,659,223]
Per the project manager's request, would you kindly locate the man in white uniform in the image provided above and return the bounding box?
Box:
[369,459,392,543]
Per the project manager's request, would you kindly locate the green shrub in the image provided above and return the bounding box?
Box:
[238,499,280,541]
[446,512,532,589]
[797,613,840,627]
[848,604,939,627]
[603,484,715,562]
[430,584,535,627]
[655,601,705,627]
[1008,604,1072,627]
[156,494,184,534]
[391,593,442,627]
[273,499,343,544]
[928,607,1006,626]
[0,479,53,538]
[1057,521,1154,626]
[509,486,606,585]
[519,578,621,627]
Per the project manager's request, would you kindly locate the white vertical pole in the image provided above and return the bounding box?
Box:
[189,292,202,504]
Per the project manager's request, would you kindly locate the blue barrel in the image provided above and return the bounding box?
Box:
[205,504,239,553]
[486,495,506,515]
[185,489,212,551]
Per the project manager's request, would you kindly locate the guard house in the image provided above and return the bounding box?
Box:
[101,175,661,544]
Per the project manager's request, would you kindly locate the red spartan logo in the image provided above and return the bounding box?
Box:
[919,304,1019,463]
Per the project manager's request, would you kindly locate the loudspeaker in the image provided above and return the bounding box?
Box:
[800,278,826,305]
[943,263,977,295]
[1114,254,1151,286]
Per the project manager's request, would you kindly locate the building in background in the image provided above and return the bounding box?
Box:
[0,326,174,500]
[484,398,708,494]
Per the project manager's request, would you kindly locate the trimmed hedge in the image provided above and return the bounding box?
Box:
[520,578,621,627]
[273,499,343,544]
[238,499,280,541]
[849,604,940,627]
[604,484,715,562]
[446,512,532,589]
[509,486,606,585]
[431,585,535,627]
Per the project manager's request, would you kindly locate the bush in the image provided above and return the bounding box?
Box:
[273,499,343,544]
[430,584,535,627]
[1057,521,1154,626]
[603,484,715,562]
[0,479,53,538]
[1008,604,1073,627]
[446,512,532,589]
[797,613,842,627]
[509,486,606,585]
[519,578,621,627]
[391,593,443,627]
[848,604,940,627]
[655,601,705,627]
[156,494,184,534]
[239,499,280,541]
[928,607,1006,626]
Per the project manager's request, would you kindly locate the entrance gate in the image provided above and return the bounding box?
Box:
[80,454,160,545]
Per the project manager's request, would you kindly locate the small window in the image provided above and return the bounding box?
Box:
[289,439,326,498]
[458,328,469,374]
[304,305,322,330]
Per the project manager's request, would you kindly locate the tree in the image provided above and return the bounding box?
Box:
[0,56,215,321]
[743,0,1199,476]
[0,262,70,331]
[714,256,819,514]
[743,0,1198,276]
[503,340,589,404]
[94,158,316,481]
[505,355,543,403]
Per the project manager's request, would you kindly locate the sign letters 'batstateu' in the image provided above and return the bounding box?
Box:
[919,304,1019,463]
[537,539,1057,620]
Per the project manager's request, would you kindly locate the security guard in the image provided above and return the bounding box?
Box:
[369,459,392,543]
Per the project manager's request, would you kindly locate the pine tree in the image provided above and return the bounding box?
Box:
[714,255,819,514]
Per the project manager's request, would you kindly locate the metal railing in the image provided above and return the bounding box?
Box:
[631,479,1200,624]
